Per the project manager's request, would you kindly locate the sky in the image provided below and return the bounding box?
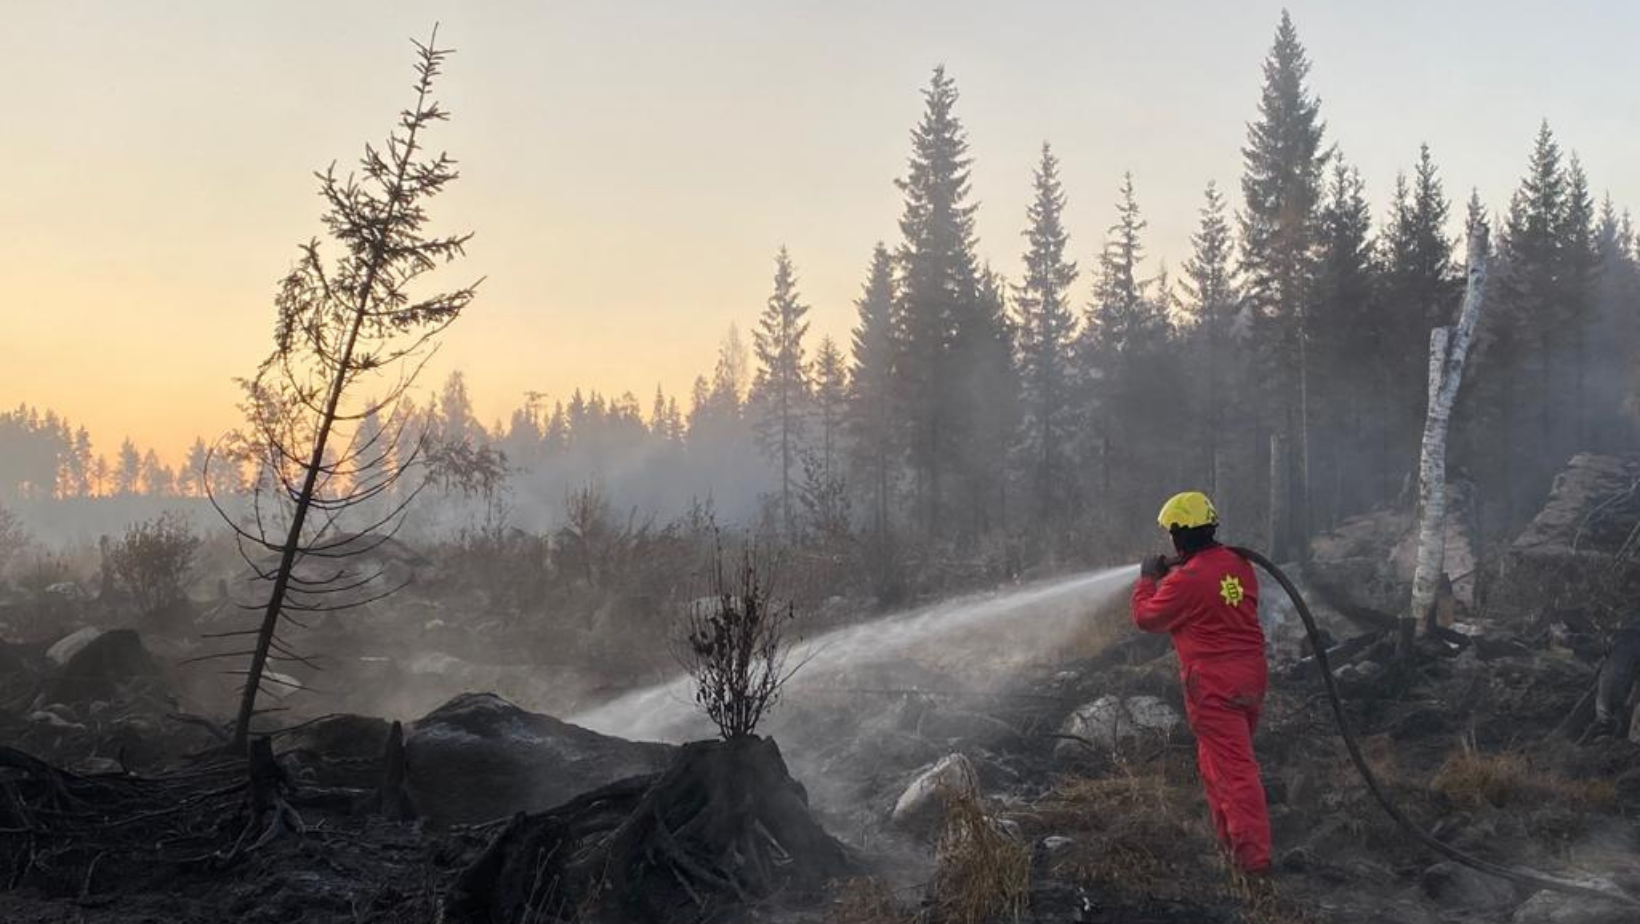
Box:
[3,1,1636,465]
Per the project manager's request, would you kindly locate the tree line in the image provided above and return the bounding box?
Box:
[9,11,1639,579]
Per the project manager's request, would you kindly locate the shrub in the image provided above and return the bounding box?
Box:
[108,512,200,615]
[677,541,796,740]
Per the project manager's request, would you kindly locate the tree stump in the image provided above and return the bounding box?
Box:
[447,736,853,924]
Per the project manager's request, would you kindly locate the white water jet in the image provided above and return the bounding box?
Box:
[571,564,1140,743]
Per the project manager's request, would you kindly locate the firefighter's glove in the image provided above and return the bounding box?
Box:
[1140,555,1172,582]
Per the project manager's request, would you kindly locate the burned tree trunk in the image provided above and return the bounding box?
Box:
[1405,231,1488,658]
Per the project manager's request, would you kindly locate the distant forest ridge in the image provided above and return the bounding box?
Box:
[3,12,1636,559]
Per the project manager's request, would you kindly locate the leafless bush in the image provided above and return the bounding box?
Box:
[108,512,200,614]
[677,542,797,740]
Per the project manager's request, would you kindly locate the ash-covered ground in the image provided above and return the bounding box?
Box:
[4,455,1640,924]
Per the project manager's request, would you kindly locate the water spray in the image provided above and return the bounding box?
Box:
[1230,545,1639,909]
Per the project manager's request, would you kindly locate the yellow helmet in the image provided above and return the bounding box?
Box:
[1157,491,1218,530]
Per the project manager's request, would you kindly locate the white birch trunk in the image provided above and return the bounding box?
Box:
[1408,233,1489,631]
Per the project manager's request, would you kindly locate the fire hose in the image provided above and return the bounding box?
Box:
[1229,545,1640,908]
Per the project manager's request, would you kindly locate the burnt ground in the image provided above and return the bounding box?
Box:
[3,604,1638,924]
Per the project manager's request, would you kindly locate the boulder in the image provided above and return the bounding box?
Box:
[890,752,980,834]
[1303,477,1479,621]
[1503,454,1640,620]
[43,629,161,704]
[404,692,674,825]
[46,626,104,666]
[1055,694,1180,759]
[1513,455,1640,558]
[1419,861,1516,911]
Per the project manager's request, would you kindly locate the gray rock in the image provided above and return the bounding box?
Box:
[890,752,980,834]
[1040,835,1076,856]
[46,626,104,666]
[405,692,674,826]
[1420,861,1516,911]
[44,629,161,704]
[1055,694,1179,759]
[1502,454,1640,619]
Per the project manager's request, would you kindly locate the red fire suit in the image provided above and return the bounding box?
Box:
[1131,545,1271,873]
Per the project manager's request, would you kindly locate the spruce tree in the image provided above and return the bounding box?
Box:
[750,247,811,534]
[1311,157,1378,519]
[1081,175,1173,537]
[952,264,1020,536]
[895,65,982,536]
[1487,122,1566,514]
[811,335,847,481]
[1590,196,1640,451]
[848,243,899,539]
[1239,9,1328,556]
[1180,181,1241,500]
[116,438,142,495]
[1379,145,1460,502]
[1014,142,1080,525]
[1560,155,1598,447]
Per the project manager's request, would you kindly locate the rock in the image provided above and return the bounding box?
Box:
[44,629,161,704]
[404,692,674,826]
[890,752,980,834]
[1503,454,1640,619]
[46,626,104,666]
[1055,694,1180,759]
[1304,477,1479,618]
[1334,659,1388,695]
[44,582,90,602]
[1513,886,1634,924]
[1039,835,1076,857]
[1279,846,1315,872]
[1420,861,1516,911]
[68,756,124,775]
[27,709,84,731]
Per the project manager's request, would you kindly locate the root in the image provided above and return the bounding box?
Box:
[213,737,304,867]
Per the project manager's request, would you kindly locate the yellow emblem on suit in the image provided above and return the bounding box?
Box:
[1219,574,1245,606]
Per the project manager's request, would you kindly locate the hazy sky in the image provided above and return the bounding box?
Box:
[4,1,1635,464]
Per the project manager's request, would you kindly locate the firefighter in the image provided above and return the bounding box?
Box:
[1131,491,1272,874]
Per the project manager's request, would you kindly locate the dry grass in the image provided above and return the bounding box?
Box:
[930,788,1031,924]
[1432,739,1616,811]
[1030,762,1207,897]
[1431,743,1529,808]
[823,877,915,924]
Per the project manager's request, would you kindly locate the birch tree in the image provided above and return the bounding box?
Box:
[1407,229,1488,646]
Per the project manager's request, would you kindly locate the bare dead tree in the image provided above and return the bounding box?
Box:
[1405,228,1488,658]
[677,542,798,740]
[204,27,478,752]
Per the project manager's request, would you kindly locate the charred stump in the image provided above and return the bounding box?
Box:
[361,720,417,821]
[448,736,853,924]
